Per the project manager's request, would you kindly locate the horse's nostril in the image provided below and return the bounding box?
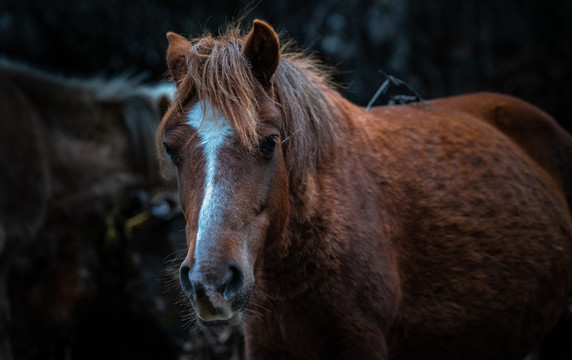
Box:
[179,262,196,300]
[182,262,244,305]
[224,264,244,301]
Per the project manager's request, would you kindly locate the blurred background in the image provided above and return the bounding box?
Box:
[2,0,572,129]
[1,0,571,359]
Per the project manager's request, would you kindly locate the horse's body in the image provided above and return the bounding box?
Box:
[0,58,173,244]
[160,21,572,359]
[0,58,173,360]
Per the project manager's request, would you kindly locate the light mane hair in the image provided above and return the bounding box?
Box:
[0,58,174,106]
[158,24,342,181]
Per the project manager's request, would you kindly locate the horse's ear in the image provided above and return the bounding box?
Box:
[166,32,191,83]
[244,20,280,87]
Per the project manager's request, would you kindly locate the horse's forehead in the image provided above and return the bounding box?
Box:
[186,100,235,149]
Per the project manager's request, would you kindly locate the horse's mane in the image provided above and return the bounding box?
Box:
[160,24,342,181]
[0,58,173,105]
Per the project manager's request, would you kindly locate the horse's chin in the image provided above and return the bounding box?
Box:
[196,310,242,327]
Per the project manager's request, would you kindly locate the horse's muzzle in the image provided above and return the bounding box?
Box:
[179,261,246,325]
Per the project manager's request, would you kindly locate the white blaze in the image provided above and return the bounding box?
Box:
[186,101,233,258]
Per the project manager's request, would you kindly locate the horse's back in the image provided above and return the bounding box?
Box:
[431,92,572,212]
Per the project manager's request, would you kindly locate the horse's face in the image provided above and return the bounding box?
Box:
[162,21,287,326]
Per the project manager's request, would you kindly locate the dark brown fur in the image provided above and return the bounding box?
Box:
[160,20,572,360]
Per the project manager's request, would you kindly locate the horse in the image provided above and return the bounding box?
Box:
[0,58,174,360]
[157,20,572,359]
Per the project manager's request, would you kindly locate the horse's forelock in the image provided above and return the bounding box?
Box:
[187,32,260,151]
[159,24,341,181]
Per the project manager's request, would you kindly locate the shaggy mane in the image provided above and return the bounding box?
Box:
[0,58,174,105]
[159,23,342,180]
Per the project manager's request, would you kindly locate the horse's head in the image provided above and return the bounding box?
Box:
[159,21,291,326]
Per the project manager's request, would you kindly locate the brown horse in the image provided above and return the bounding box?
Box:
[0,58,174,360]
[158,20,572,359]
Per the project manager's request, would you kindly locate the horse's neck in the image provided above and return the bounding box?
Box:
[260,100,368,298]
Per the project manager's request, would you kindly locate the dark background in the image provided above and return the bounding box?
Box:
[1,1,572,359]
[1,0,571,130]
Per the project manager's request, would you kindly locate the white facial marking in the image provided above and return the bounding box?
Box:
[186,101,233,258]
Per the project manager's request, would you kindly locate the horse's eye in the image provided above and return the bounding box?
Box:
[163,143,180,164]
[259,136,277,155]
